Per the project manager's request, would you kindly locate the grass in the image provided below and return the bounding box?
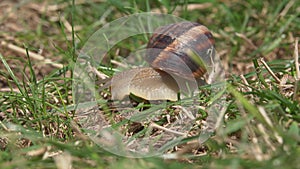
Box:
[0,0,300,168]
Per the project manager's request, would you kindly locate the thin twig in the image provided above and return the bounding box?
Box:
[0,88,20,93]
[0,121,8,131]
[28,0,105,13]
[257,124,276,152]
[294,38,300,80]
[279,0,295,18]
[110,59,128,68]
[293,37,299,101]
[151,3,212,14]
[257,106,273,127]
[98,7,113,25]
[87,62,109,79]
[172,105,195,120]
[149,122,186,136]
[259,58,281,83]
[213,102,228,131]
[1,41,63,68]
[235,33,257,50]
[240,74,252,92]
[26,146,49,157]
[258,106,283,144]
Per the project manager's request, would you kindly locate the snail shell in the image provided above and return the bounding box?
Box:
[146,21,215,80]
[111,22,215,101]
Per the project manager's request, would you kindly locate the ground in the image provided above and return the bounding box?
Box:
[0,0,299,169]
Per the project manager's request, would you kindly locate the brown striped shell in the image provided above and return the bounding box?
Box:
[146,22,215,80]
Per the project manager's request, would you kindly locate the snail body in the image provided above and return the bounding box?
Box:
[111,21,216,101]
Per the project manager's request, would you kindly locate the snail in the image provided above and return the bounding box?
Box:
[110,21,216,101]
